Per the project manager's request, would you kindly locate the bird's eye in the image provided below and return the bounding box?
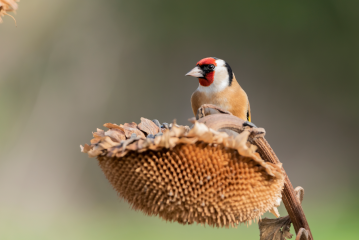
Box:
[208,64,215,70]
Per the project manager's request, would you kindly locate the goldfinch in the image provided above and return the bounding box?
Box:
[186,57,252,124]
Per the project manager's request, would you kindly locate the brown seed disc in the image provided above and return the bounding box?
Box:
[97,142,283,228]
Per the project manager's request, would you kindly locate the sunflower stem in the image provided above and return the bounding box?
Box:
[197,111,313,240]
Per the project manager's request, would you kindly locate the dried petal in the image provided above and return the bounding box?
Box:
[269,207,280,218]
[169,123,188,137]
[93,128,105,138]
[99,136,120,149]
[90,137,102,145]
[103,123,125,131]
[0,0,18,24]
[105,128,126,142]
[138,117,159,135]
[122,124,146,139]
[80,144,92,153]
[123,122,137,128]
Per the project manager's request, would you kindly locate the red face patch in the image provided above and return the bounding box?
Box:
[197,57,217,67]
[199,72,214,86]
[196,57,217,86]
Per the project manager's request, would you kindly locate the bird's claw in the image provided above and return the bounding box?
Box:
[243,121,257,128]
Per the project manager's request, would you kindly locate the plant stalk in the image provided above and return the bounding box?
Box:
[197,113,313,240]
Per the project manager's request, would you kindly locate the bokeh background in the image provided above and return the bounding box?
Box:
[1,1,358,239]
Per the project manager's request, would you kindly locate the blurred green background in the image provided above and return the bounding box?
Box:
[1,0,358,239]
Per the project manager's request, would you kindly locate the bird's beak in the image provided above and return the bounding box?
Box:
[185,66,204,78]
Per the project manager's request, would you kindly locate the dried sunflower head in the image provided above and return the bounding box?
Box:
[0,0,18,24]
[81,118,285,227]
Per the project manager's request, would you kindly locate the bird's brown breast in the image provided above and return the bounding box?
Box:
[191,78,249,121]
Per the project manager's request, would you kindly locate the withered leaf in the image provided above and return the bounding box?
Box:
[294,186,304,204]
[295,228,309,240]
[259,216,293,240]
[196,104,233,120]
[138,117,159,135]
[282,224,293,240]
[0,0,18,24]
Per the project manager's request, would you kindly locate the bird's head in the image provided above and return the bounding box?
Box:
[185,57,233,89]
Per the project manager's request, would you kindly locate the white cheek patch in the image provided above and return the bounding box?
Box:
[216,59,226,67]
[213,66,229,90]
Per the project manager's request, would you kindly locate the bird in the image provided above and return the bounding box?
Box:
[185,57,254,126]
